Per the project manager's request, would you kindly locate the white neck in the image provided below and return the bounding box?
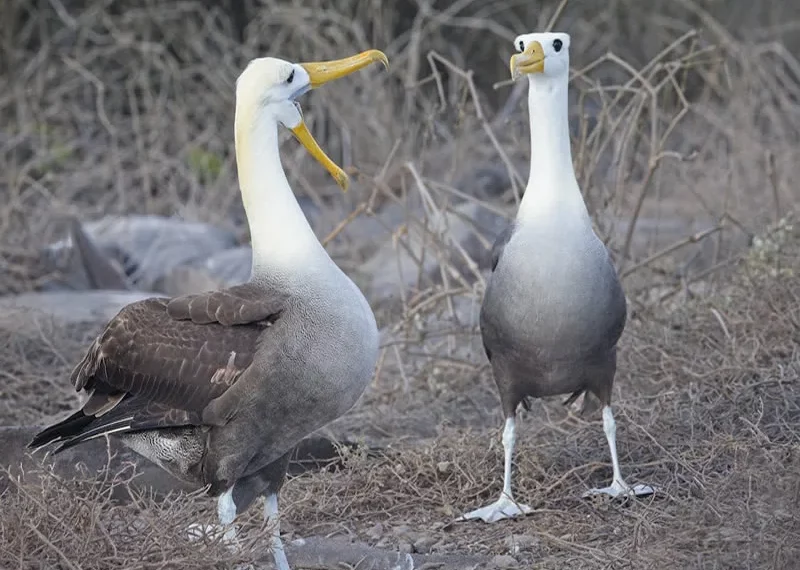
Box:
[235,112,330,279]
[516,73,590,226]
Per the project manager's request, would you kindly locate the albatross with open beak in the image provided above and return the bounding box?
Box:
[29,50,388,570]
[459,32,653,524]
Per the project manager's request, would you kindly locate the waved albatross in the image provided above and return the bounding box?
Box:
[459,32,653,524]
[29,50,388,569]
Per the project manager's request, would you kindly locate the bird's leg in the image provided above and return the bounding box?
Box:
[605,405,626,488]
[186,486,240,549]
[217,487,240,544]
[499,415,517,499]
[458,416,533,523]
[264,493,290,570]
[583,406,654,499]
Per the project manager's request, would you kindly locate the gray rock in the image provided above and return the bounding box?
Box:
[45,218,130,291]
[281,536,490,570]
[155,246,252,296]
[504,533,539,553]
[203,245,252,285]
[490,554,519,569]
[0,290,156,334]
[43,215,239,293]
[360,201,508,303]
[155,266,227,297]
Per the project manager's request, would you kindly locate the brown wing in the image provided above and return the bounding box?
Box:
[30,284,285,452]
[165,283,287,325]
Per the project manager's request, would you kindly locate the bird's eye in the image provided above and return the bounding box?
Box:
[286,70,295,84]
[518,40,525,52]
[553,39,563,52]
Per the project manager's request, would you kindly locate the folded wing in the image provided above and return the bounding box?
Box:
[30,284,286,452]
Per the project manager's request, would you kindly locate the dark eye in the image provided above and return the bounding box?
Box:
[518,40,525,52]
[286,70,295,84]
[553,39,563,52]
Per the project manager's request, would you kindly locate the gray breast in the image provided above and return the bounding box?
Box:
[232,270,379,475]
[481,225,626,365]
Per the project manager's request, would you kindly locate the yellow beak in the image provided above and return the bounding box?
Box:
[300,49,389,89]
[290,122,349,190]
[290,49,389,191]
[509,41,545,79]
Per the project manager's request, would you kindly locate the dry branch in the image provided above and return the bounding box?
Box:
[1,1,800,569]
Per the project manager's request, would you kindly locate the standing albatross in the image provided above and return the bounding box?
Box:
[29,50,388,569]
[459,32,653,524]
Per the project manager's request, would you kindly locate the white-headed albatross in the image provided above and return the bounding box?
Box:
[29,50,388,569]
[459,32,653,524]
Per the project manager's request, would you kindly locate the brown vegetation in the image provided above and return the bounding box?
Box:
[1,0,799,568]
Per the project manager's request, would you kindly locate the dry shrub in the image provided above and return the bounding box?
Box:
[0,319,97,425]
[280,220,800,568]
[1,1,799,569]
[1,0,798,299]
[0,460,274,569]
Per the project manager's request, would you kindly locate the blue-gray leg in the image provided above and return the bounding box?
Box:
[264,493,290,570]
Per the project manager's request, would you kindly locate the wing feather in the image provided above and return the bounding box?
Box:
[31,284,285,452]
[166,283,286,325]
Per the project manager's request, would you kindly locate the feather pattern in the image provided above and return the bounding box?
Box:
[30,284,285,451]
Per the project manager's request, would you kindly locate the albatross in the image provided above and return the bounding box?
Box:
[459,32,653,524]
[29,49,388,569]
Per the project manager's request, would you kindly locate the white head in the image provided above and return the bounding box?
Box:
[234,50,388,191]
[510,32,570,81]
[235,57,312,133]
[232,50,388,275]
[508,32,589,224]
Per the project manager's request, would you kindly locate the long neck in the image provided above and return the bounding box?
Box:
[235,112,329,280]
[517,74,590,225]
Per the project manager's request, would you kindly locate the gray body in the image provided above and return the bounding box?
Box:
[31,267,378,517]
[458,31,652,524]
[481,218,627,417]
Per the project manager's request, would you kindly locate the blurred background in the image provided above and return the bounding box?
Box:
[2,0,798,302]
[1,1,799,568]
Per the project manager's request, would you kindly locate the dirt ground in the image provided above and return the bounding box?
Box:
[2,1,800,569]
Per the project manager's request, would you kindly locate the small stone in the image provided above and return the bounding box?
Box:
[393,524,411,536]
[504,533,538,552]
[398,541,414,554]
[437,461,451,473]
[490,554,518,568]
[365,523,384,540]
[401,530,425,544]
[413,535,438,554]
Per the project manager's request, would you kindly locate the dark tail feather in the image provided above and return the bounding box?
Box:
[562,390,584,408]
[28,411,94,451]
[52,416,133,454]
[29,404,134,453]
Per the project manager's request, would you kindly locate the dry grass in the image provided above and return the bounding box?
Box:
[1,460,277,569]
[0,320,90,426]
[3,222,798,568]
[285,220,800,569]
[1,0,800,568]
